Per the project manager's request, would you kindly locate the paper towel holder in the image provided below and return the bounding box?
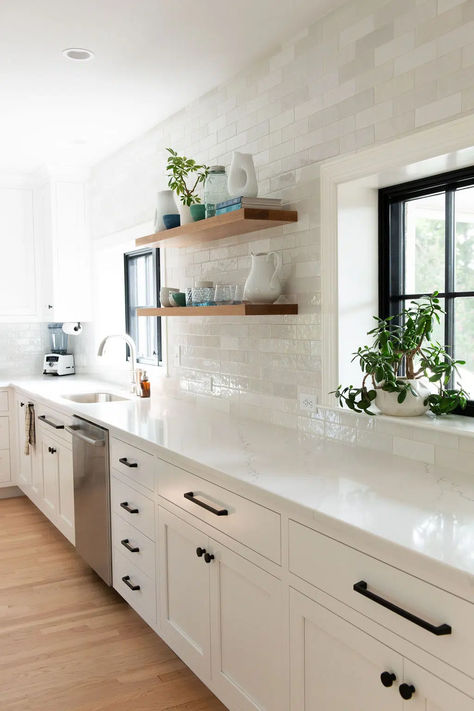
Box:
[62,322,82,335]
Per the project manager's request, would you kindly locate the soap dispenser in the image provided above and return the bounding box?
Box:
[139,371,150,398]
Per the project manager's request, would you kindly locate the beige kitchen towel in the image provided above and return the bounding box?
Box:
[24,403,36,455]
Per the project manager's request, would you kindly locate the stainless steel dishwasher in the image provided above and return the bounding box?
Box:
[66,416,112,585]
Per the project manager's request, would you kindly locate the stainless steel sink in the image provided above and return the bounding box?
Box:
[62,392,129,403]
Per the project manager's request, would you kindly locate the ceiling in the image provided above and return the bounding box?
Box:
[0,0,340,174]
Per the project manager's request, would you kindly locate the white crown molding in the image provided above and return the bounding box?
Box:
[320,114,474,406]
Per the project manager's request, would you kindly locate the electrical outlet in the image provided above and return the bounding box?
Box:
[299,392,317,412]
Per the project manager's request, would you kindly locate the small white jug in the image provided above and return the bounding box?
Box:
[243,251,282,304]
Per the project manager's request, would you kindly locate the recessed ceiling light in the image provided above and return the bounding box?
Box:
[62,48,95,62]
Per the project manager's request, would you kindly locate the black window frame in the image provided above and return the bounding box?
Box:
[379,165,474,417]
[124,247,162,366]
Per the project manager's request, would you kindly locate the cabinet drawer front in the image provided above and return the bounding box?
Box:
[158,459,281,564]
[36,405,72,445]
[289,520,474,679]
[0,417,9,449]
[112,548,156,627]
[0,391,8,413]
[0,449,11,482]
[110,437,155,491]
[111,475,155,540]
[112,514,155,578]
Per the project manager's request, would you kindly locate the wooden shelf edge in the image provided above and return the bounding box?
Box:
[138,304,298,317]
[135,208,298,249]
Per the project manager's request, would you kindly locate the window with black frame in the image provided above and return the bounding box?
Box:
[379,166,474,416]
[124,248,161,365]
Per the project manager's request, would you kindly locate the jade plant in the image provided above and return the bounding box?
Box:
[166,148,209,205]
[333,293,469,415]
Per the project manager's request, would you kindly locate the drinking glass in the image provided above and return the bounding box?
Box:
[232,284,244,304]
[214,284,233,304]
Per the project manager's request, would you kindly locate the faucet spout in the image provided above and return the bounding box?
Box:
[97,333,138,395]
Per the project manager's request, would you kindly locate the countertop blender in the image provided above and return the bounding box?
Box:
[43,323,75,376]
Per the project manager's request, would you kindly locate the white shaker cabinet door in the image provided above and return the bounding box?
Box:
[0,187,38,319]
[39,433,74,544]
[16,397,32,488]
[41,437,59,518]
[158,507,211,681]
[290,588,403,711]
[209,541,285,711]
[49,181,91,323]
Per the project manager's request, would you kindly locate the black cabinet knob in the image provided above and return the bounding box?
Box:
[399,684,415,700]
[380,672,396,687]
[204,552,215,564]
[196,547,206,557]
[50,447,56,454]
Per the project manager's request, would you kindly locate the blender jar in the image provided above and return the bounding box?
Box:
[48,323,68,354]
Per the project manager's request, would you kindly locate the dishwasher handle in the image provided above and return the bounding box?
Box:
[66,425,105,447]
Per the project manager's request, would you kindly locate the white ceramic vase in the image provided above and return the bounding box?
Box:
[375,378,431,417]
[154,190,177,232]
[227,151,258,198]
[243,251,282,304]
[178,202,193,225]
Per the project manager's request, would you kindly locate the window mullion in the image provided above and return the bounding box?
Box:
[445,191,456,383]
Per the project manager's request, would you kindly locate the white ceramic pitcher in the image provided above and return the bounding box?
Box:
[243,251,282,304]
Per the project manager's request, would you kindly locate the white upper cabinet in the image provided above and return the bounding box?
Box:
[35,176,91,323]
[0,186,38,319]
[0,173,91,324]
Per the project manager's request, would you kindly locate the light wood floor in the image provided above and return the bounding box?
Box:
[0,496,227,711]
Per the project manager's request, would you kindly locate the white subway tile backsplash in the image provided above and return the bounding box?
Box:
[435,445,473,473]
[88,0,474,457]
[415,92,462,126]
[394,41,437,75]
[393,436,435,463]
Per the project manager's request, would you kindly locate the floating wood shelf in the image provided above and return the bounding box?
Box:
[138,304,298,317]
[135,208,298,249]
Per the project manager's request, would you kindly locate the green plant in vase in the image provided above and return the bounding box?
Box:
[333,293,469,417]
[166,148,209,224]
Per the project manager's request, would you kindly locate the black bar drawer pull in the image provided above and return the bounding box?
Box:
[121,538,139,553]
[38,415,64,429]
[119,457,138,468]
[353,580,452,636]
[120,501,139,514]
[122,575,140,591]
[184,491,228,516]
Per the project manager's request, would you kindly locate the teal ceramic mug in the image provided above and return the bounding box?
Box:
[190,204,206,221]
[170,292,186,307]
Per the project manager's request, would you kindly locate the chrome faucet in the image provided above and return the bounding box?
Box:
[97,334,138,395]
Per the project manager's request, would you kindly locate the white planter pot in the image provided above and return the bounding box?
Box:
[154,190,177,232]
[375,379,431,417]
[178,203,193,225]
[227,151,258,198]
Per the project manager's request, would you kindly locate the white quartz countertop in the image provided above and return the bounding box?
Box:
[5,375,474,598]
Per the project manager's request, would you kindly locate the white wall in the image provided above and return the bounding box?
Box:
[87,0,474,430]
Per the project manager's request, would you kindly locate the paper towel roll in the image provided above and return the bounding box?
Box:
[62,322,83,335]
